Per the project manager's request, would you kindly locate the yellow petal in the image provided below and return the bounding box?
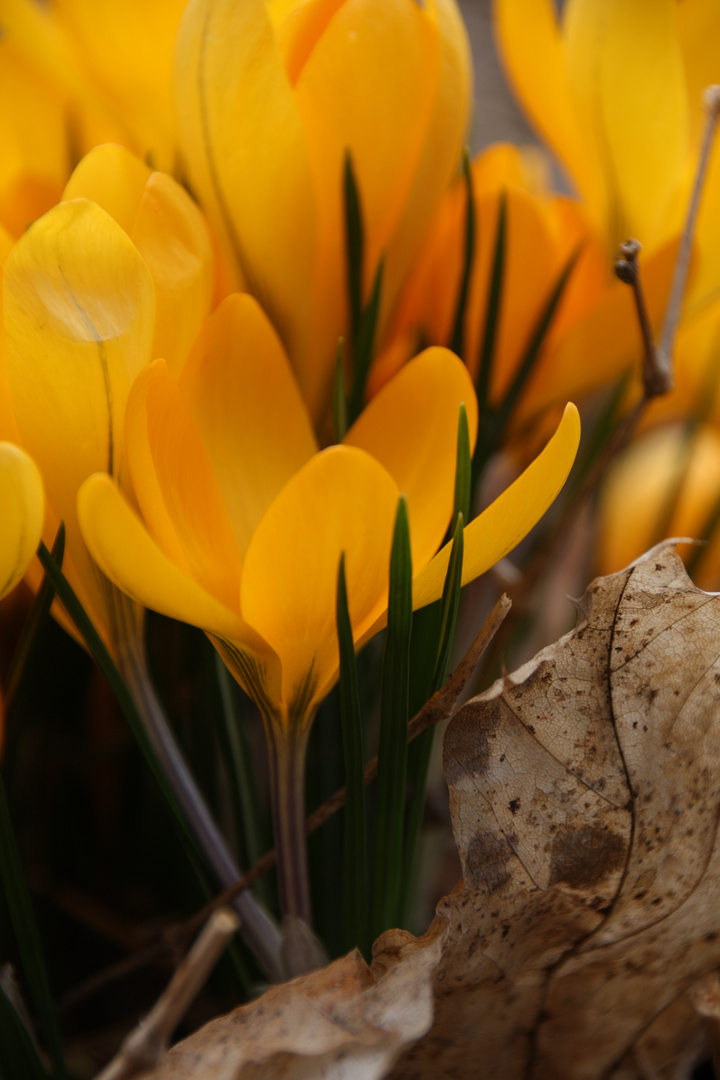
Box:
[291,0,452,415]
[174,0,316,318]
[376,0,472,340]
[130,171,215,375]
[51,0,188,170]
[125,360,242,611]
[389,403,579,625]
[563,0,688,249]
[345,346,477,570]
[78,472,267,653]
[179,294,317,559]
[494,0,608,229]
[63,145,215,375]
[0,37,69,238]
[3,197,156,603]
[0,441,43,599]
[241,446,400,718]
[267,0,346,85]
[62,143,152,233]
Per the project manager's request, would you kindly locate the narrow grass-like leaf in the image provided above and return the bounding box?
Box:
[212,653,272,910]
[349,254,385,425]
[400,516,464,923]
[0,984,49,1080]
[344,151,364,343]
[431,515,465,694]
[372,497,412,940]
[4,524,65,714]
[453,403,472,535]
[475,190,507,417]
[449,149,476,359]
[333,338,348,443]
[0,772,66,1079]
[493,249,579,438]
[474,247,578,486]
[336,554,368,957]
[36,543,200,862]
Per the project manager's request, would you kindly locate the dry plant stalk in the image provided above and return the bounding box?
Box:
[95,908,238,1080]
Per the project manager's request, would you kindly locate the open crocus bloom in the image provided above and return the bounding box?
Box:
[174,0,472,424]
[0,441,43,601]
[79,292,581,730]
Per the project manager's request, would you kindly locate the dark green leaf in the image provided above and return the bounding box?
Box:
[336,554,368,957]
[474,245,579,486]
[453,404,472,535]
[449,149,476,360]
[475,190,507,417]
[349,254,385,425]
[401,515,464,922]
[210,651,272,910]
[344,151,364,343]
[372,497,412,940]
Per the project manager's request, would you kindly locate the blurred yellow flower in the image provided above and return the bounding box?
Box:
[598,422,720,590]
[495,0,720,328]
[1,144,214,648]
[374,142,678,430]
[78,293,580,732]
[0,0,188,179]
[495,0,708,248]
[174,0,473,424]
[0,441,43,601]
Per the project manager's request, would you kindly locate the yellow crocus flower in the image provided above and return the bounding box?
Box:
[494,0,720,313]
[0,441,43,602]
[77,293,579,731]
[77,291,579,933]
[2,144,214,647]
[174,0,473,425]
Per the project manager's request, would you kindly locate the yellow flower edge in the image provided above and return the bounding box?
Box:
[0,442,44,600]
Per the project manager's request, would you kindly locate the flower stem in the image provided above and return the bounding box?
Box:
[109,591,283,983]
[265,722,311,922]
[264,719,325,976]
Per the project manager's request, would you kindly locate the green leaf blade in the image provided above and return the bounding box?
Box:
[336,554,368,957]
[372,496,413,941]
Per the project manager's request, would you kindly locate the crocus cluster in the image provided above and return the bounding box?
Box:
[0,0,583,953]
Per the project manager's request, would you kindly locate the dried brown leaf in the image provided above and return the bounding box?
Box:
[141,933,442,1079]
[386,543,720,1079]
[136,544,720,1080]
